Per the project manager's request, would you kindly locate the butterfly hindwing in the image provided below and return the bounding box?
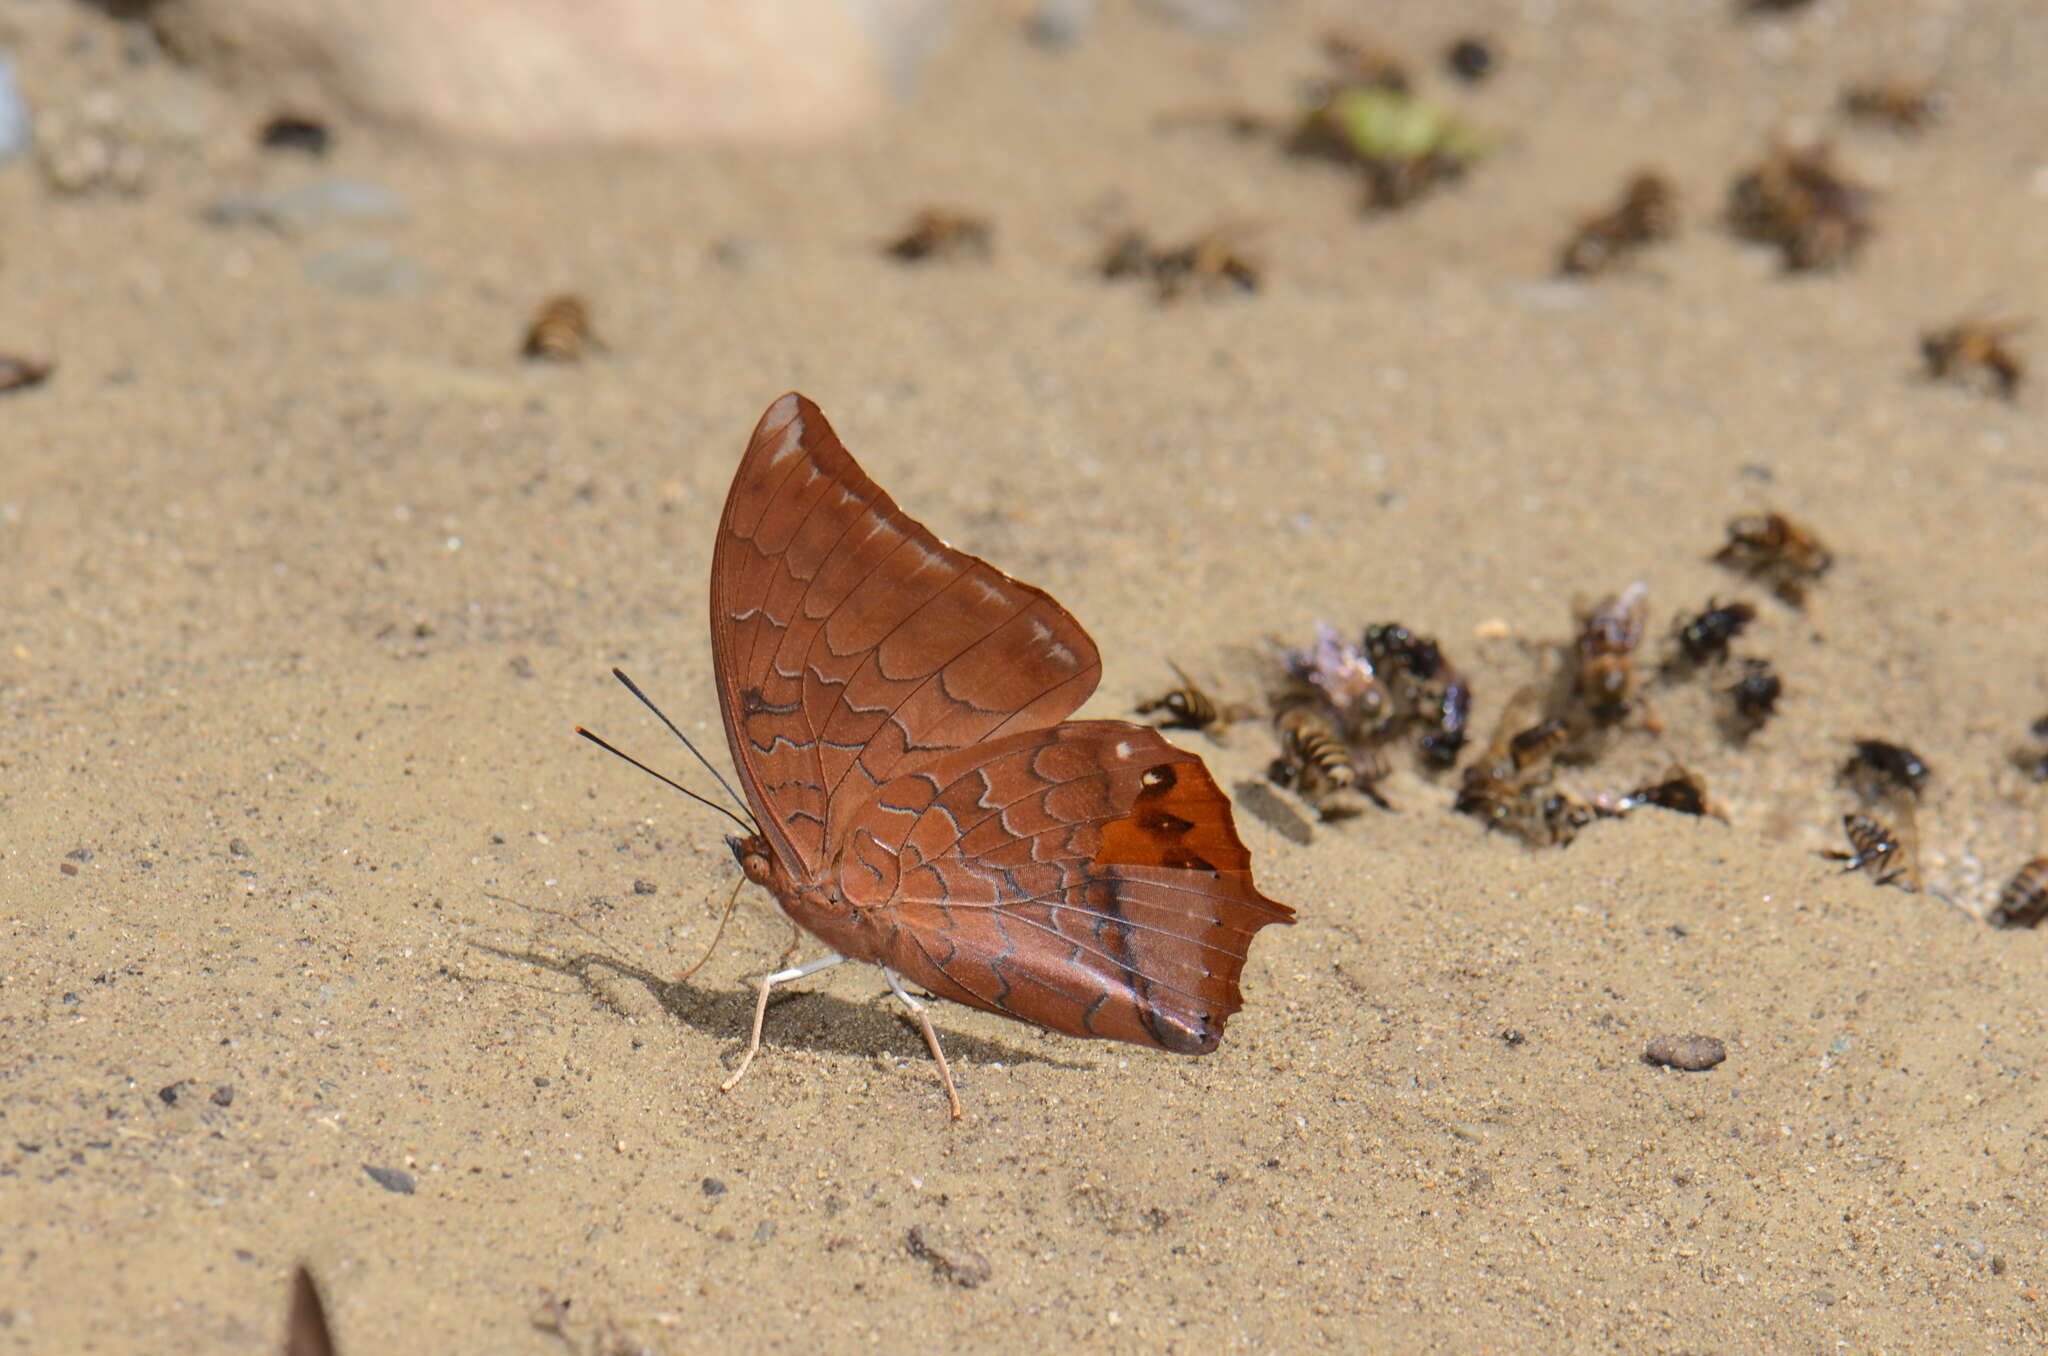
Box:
[834,720,1294,1052]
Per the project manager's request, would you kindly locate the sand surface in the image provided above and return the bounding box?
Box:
[5,1,2048,1350]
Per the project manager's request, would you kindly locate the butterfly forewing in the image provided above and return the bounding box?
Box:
[711,393,1102,876]
[836,721,1294,1052]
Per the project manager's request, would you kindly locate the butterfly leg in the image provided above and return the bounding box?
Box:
[719,952,844,1095]
[884,968,964,1121]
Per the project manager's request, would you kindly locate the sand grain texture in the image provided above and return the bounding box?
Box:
[3,1,2046,1350]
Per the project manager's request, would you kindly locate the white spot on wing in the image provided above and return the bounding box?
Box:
[1116,740,1137,759]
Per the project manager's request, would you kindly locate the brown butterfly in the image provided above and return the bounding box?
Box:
[584,394,1292,1117]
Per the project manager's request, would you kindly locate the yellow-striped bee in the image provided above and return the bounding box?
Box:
[1821,811,1917,890]
[521,294,605,363]
[1712,511,1832,606]
[1270,699,1378,816]
[1559,171,1677,277]
[1136,661,1240,735]
[1989,858,2048,929]
[1841,81,1947,134]
[885,208,993,264]
[1921,318,2026,400]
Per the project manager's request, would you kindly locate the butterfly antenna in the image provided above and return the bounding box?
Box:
[605,668,758,829]
[576,725,755,836]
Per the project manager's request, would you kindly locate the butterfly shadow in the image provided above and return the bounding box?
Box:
[466,937,1089,1074]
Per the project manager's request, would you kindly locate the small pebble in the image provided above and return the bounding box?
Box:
[0,53,29,164]
[1644,1034,1727,1071]
[632,879,658,896]
[1026,0,1097,47]
[211,1085,235,1107]
[59,861,78,877]
[362,1164,415,1195]
[207,178,410,234]
[301,241,425,297]
[228,838,250,857]
[701,1177,727,1197]
[157,1081,189,1106]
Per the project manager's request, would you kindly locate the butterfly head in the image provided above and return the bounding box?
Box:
[729,833,780,891]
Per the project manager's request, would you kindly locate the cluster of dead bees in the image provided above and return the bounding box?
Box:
[869,23,2025,400]
[1135,507,2048,931]
[508,24,2024,398]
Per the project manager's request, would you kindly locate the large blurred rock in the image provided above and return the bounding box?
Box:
[144,0,952,145]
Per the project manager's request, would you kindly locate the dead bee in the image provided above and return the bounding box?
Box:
[1989,858,2048,929]
[1841,81,1947,134]
[1285,85,1489,212]
[1821,811,1917,890]
[1712,511,1832,606]
[1321,32,1412,92]
[885,208,993,264]
[1099,228,1260,302]
[1670,598,1757,670]
[521,294,604,363]
[1361,621,1471,767]
[0,353,54,394]
[1842,738,1930,802]
[1724,658,1782,738]
[1622,765,1719,817]
[1727,143,1873,273]
[1456,687,1576,842]
[1559,171,1677,277]
[1135,661,1228,733]
[1540,790,1596,847]
[1575,582,1650,718]
[1921,318,2026,400]
[1283,621,1389,739]
[1270,699,1374,814]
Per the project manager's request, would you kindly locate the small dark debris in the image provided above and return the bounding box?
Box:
[632,879,658,896]
[1445,37,1494,82]
[1231,779,1314,846]
[228,837,251,857]
[59,862,77,877]
[1842,738,1929,801]
[0,356,54,395]
[532,1076,550,1088]
[1500,1029,1526,1047]
[258,114,331,155]
[530,1292,572,1334]
[65,847,93,862]
[363,1163,416,1194]
[211,1085,235,1107]
[905,1224,992,1289]
[1644,1034,1727,1071]
[157,1081,189,1106]
[701,1177,727,1197]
